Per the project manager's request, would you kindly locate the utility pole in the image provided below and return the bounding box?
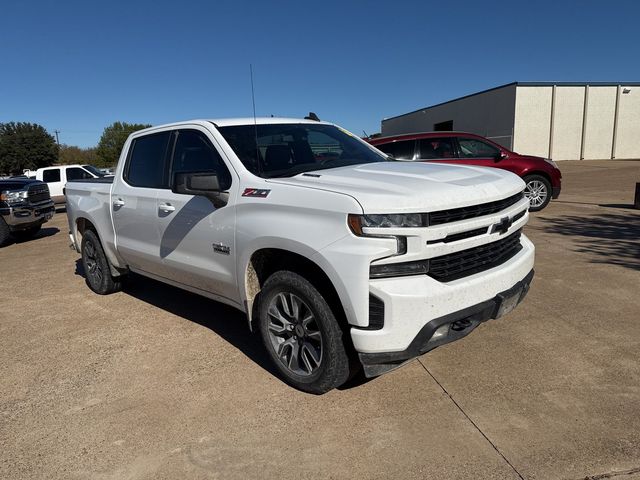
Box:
[54,130,60,145]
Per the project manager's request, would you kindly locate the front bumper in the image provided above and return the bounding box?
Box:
[358,269,534,377]
[552,186,561,199]
[0,201,55,229]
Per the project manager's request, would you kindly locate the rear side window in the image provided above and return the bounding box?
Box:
[125,132,171,188]
[66,167,93,181]
[418,138,457,159]
[458,138,499,158]
[43,169,61,183]
[171,129,232,190]
[376,140,415,160]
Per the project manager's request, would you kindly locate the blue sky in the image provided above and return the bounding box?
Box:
[1,0,639,148]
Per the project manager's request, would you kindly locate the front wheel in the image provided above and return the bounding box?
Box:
[257,271,351,394]
[523,174,552,211]
[81,229,123,294]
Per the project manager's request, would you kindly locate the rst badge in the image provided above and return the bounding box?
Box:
[242,188,271,198]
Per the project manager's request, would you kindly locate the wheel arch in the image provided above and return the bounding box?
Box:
[242,247,350,335]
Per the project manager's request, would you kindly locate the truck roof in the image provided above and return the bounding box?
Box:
[131,118,333,136]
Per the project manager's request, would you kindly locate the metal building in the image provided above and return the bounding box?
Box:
[381,82,640,160]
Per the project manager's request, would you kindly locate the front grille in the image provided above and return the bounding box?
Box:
[28,184,50,204]
[429,230,523,282]
[427,226,488,245]
[430,192,524,226]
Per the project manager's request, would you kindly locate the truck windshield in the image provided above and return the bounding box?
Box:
[217,123,389,178]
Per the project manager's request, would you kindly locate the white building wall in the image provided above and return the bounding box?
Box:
[513,86,552,157]
[550,86,585,160]
[381,84,517,148]
[614,86,640,159]
[582,86,617,160]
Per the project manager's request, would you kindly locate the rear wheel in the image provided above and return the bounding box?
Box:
[81,229,123,294]
[257,271,350,394]
[524,174,552,211]
[0,217,10,247]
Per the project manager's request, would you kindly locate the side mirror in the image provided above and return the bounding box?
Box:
[172,171,227,208]
[495,151,508,161]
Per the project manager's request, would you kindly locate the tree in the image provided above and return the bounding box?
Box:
[58,145,99,166]
[95,121,151,167]
[0,122,58,175]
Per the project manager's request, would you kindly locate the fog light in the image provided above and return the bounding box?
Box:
[430,324,449,342]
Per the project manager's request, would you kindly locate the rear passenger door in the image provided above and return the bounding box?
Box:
[42,168,64,202]
[155,127,239,303]
[112,131,172,276]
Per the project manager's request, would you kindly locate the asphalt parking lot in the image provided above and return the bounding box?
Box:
[1,160,639,480]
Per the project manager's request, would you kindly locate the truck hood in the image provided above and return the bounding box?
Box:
[268,162,525,213]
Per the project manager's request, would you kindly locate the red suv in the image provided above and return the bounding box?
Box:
[368,132,562,211]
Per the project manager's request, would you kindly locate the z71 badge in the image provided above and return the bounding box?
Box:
[242,188,271,198]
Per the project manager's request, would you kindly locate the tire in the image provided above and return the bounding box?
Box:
[81,229,123,294]
[523,174,552,212]
[12,225,41,240]
[0,217,11,247]
[257,271,351,394]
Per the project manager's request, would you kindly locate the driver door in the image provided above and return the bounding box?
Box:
[155,127,239,304]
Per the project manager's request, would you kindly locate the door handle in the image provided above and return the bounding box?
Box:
[113,199,125,208]
[158,202,175,213]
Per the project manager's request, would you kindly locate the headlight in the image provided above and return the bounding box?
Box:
[348,213,428,235]
[0,190,28,204]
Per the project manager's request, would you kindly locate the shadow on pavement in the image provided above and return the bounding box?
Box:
[73,259,375,391]
[73,259,279,381]
[541,213,640,271]
[6,226,60,247]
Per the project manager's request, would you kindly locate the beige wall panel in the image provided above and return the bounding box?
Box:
[614,86,640,159]
[513,87,552,157]
[381,84,516,148]
[550,86,585,160]
[582,86,616,159]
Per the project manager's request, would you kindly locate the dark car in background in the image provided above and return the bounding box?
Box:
[368,132,562,211]
[0,178,55,247]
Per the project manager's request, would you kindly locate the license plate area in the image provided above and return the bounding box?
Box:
[494,286,523,318]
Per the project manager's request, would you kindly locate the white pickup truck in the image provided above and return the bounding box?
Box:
[66,118,534,393]
[28,164,108,206]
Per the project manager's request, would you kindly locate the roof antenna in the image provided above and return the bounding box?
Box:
[250,64,262,176]
[304,112,320,121]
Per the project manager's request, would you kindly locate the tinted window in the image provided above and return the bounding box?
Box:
[125,132,171,188]
[171,130,232,190]
[376,140,415,160]
[458,138,500,158]
[66,167,93,181]
[43,169,61,183]
[418,138,457,159]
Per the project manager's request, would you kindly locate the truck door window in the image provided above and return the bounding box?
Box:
[376,140,415,160]
[43,169,61,183]
[66,167,93,181]
[171,130,232,190]
[125,132,172,188]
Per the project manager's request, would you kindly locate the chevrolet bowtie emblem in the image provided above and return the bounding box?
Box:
[492,216,513,235]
